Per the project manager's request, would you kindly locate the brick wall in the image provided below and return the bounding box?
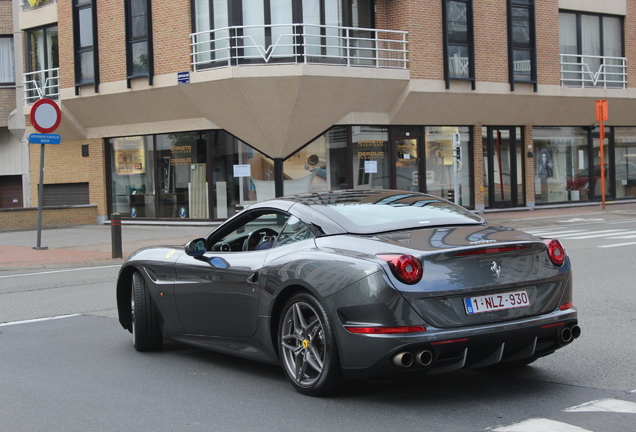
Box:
[0,205,98,231]
[58,0,192,90]
[0,0,12,34]
[627,0,636,88]
[524,125,535,206]
[535,0,561,86]
[472,125,484,210]
[29,138,107,217]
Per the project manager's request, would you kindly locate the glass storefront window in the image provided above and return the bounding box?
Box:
[352,126,390,189]
[155,132,207,218]
[613,128,636,199]
[283,126,348,195]
[110,136,155,218]
[533,127,589,203]
[425,126,472,207]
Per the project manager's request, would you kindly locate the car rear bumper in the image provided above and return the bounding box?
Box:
[336,308,579,380]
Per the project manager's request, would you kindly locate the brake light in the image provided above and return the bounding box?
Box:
[377,254,423,284]
[544,239,566,266]
[559,302,573,310]
[345,325,426,334]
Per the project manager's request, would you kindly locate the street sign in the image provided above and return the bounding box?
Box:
[30,98,62,133]
[595,99,608,122]
[28,133,61,144]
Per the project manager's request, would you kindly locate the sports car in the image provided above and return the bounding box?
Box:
[116,189,579,395]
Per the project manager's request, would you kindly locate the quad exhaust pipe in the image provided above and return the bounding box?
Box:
[560,325,581,343]
[392,350,434,368]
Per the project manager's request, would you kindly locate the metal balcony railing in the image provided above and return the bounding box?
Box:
[560,54,627,89]
[190,23,408,71]
[23,68,60,105]
[20,0,56,12]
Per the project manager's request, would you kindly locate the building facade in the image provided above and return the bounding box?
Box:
[8,0,636,223]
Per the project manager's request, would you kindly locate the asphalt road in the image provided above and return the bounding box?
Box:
[1,214,635,431]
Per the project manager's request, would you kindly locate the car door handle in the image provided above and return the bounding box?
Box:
[247,272,259,284]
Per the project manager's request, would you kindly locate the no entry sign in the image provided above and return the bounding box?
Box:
[30,98,62,133]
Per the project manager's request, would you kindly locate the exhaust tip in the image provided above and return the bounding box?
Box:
[393,352,414,368]
[561,327,573,343]
[571,325,581,339]
[416,350,433,367]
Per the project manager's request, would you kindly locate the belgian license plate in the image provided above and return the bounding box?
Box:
[464,290,530,315]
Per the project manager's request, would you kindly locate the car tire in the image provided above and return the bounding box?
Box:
[278,292,343,396]
[131,271,163,352]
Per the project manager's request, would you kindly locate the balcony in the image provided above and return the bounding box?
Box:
[190,23,408,71]
[23,68,60,105]
[20,0,56,12]
[560,54,627,89]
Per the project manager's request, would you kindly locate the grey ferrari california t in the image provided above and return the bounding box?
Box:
[116,189,579,396]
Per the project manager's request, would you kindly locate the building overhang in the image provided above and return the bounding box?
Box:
[53,65,410,158]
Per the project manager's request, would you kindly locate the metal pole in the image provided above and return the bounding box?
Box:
[600,122,606,210]
[111,213,123,259]
[33,143,48,250]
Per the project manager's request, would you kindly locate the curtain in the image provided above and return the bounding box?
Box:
[0,38,14,83]
[271,0,293,57]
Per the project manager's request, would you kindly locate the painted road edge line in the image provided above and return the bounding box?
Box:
[0,265,121,279]
[0,314,81,327]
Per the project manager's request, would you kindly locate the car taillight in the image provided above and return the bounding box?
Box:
[377,254,423,284]
[544,239,566,266]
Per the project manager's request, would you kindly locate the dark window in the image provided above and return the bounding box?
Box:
[125,0,153,84]
[43,183,90,206]
[509,0,536,90]
[0,36,15,85]
[73,0,99,92]
[0,175,23,208]
[443,0,474,89]
[24,25,59,103]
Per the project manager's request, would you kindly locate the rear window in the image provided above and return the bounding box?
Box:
[312,198,482,234]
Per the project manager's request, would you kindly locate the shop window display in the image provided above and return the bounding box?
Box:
[425,126,471,206]
[352,126,390,189]
[613,128,636,199]
[533,127,589,203]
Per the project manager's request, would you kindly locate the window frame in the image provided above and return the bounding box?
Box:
[442,0,475,90]
[508,0,537,91]
[125,0,154,87]
[72,0,100,94]
[0,35,15,85]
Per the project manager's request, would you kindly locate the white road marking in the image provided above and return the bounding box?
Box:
[554,229,629,238]
[0,314,81,327]
[563,398,636,414]
[606,232,636,239]
[0,265,121,279]
[598,242,636,248]
[490,418,593,432]
[525,230,586,236]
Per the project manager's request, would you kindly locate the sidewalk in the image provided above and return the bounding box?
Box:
[1,201,635,271]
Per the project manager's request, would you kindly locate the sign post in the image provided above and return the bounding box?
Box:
[29,98,62,250]
[596,100,608,210]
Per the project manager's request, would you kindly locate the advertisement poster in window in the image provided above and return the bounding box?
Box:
[114,137,146,175]
[538,148,553,178]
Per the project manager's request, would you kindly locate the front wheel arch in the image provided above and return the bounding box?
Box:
[116,265,139,332]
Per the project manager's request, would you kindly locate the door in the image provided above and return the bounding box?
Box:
[395,137,422,192]
[483,127,525,208]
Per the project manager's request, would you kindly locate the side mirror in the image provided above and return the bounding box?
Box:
[184,238,207,257]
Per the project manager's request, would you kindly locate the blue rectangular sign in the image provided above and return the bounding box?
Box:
[177,71,190,84]
[29,133,61,144]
